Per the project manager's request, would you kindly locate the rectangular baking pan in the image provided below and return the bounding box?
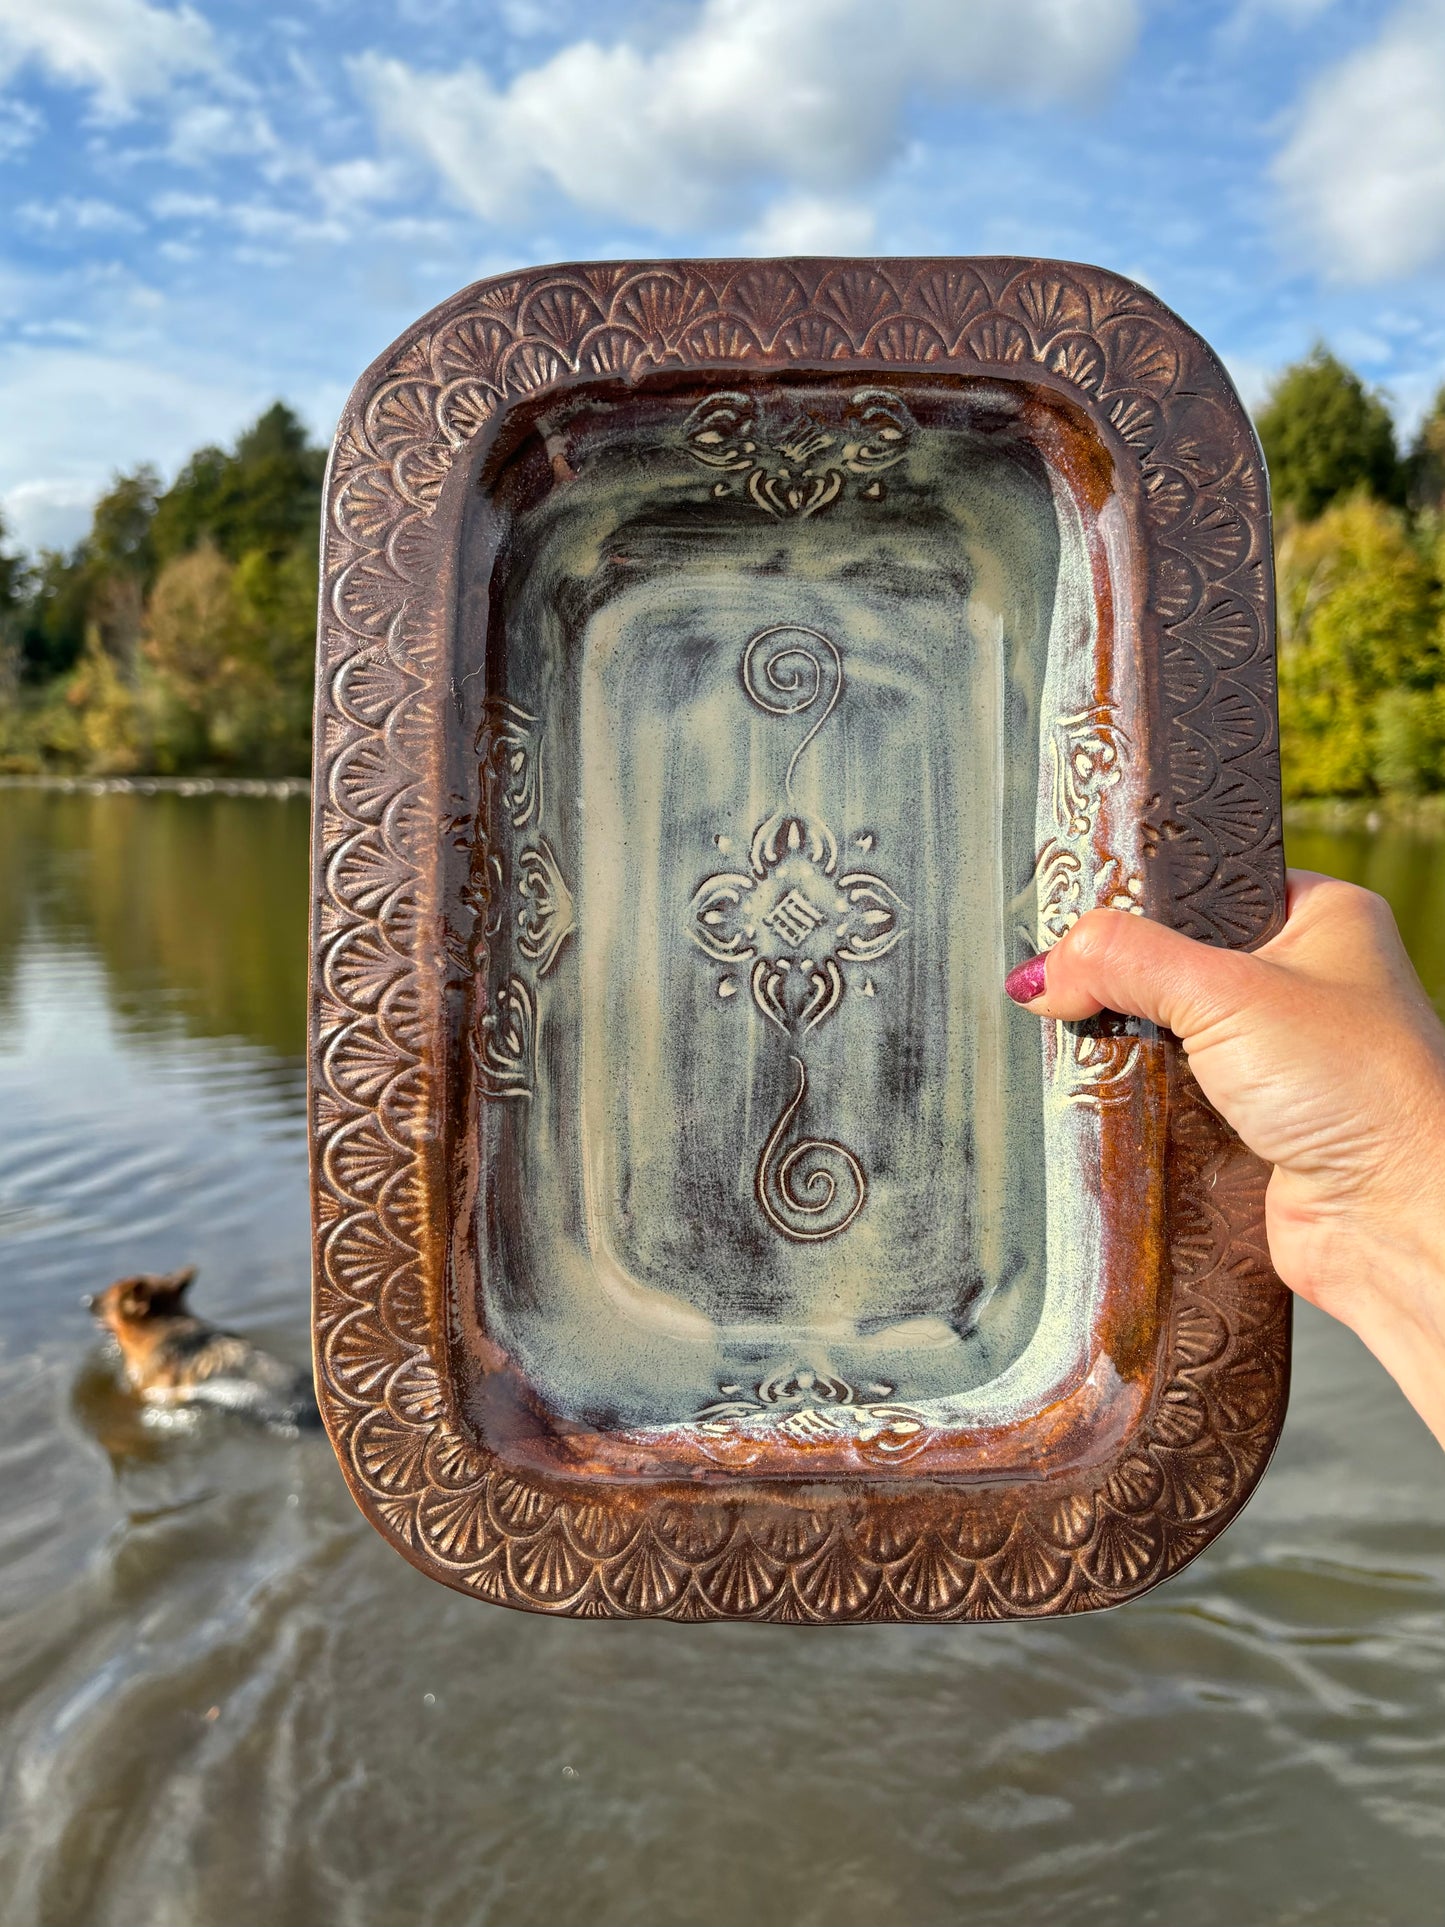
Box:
[311,257,1288,1620]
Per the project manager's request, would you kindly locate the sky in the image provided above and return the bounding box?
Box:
[1,0,1443,554]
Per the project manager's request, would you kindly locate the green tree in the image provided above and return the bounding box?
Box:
[151,402,324,566]
[1,401,325,774]
[90,466,159,581]
[0,510,25,616]
[229,539,318,771]
[15,546,89,683]
[141,543,248,769]
[1257,345,1403,520]
[0,511,27,702]
[8,467,161,688]
[1408,383,1445,514]
[1276,495,1442,796]
[87,465,161,668]
[64,630,145,774]
[136,535,314,775]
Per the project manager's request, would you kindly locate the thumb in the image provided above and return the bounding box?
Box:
[1004,907,1263,1042]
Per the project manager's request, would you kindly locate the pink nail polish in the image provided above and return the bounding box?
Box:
[1004,952,1048,1005]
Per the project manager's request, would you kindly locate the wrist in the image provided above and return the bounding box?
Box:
[1284,1206,1445,1450]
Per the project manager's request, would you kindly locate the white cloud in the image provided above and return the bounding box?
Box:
[353,0,1140,234]
[166,99,279,164]
[1273,0,1445,282]
[0,0,220,116]
[312,155,410,217]
[1389,365,1445,435]
[0,347,269,551]
[20,318,92,341]
[1228,0,1338,26]
[17,197,141,234]
[1220,353,1274,414]
[0,94,39,156]
[151,190,221,220]
[1334,325,1392,367]
[0,477,102,551]
[228,202,347,245]
[151,187,349,247]
[499,0,555,36]
[745,193,877,255]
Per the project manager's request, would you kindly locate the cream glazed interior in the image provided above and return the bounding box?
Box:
[452,372,1153,1456]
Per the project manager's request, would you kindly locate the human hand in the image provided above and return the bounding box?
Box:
[1005,872,1445,1449]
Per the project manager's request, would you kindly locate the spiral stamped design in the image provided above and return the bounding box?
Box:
[313,256,1289,1619]
[695,622,903,1244]
[741,623,842,800]
[756,1056,866,1243]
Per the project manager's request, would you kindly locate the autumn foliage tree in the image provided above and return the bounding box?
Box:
[0,512,25,697]
[0,404,321,776]
[1257,345,1404,521]
[4,364,1444,799]
[1260,346,1445,799]
[1275,497,1443,795]
[1409,384,1445,515]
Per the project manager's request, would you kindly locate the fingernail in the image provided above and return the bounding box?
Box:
[1004,952,1048,1005]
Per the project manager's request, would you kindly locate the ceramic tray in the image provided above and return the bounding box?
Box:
[310,257,1289,1621]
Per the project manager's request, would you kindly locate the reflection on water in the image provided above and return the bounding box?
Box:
[0,787,309,1061]
[1288,825,1445,1014]
[0,793,1443,1927]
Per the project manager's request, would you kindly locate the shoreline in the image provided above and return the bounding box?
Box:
[0,774,309,798]
[1284,796,1445,834]
[5,777,1445,832]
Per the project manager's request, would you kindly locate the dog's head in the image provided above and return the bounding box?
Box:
[87,1267,197,1334]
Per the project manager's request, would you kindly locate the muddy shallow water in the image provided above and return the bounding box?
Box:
[0,787,1443,1927]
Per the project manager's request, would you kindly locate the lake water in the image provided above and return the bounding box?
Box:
[1,787,1443,1927]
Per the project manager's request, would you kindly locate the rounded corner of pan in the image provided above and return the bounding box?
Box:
[309,254,1287,1621]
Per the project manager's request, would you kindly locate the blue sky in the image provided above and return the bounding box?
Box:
[1,0,1443,552]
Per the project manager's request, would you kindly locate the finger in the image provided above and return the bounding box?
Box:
[1004,907,1262,1037]
[1264,872,1411,984]
[1259,869,1342,960]
[1283,868,1340,914]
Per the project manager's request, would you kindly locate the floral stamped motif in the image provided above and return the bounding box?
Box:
[472,703,575,1100]
[688,624,909,1242]
[1051,704,1129,840]
[695,1367,930,1458]
[315,257,1288,1620]
[479,699,542,830]
[689,626,908,1036]
[1063,1016,1142,1109]
[683,386,914,517]
[689,815,906,1034]
[1032,706,1146,1108]
[516,840,575,977]
[476,975,535,1101]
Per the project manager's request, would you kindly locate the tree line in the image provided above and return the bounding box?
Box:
[1263,351,1445,798]
[1,361,1444,795]
[0,403,322,776]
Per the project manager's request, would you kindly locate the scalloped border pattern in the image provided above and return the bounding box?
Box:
[311,257,1289,1620]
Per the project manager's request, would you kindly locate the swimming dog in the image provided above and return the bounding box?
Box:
[86,1268,319,1430]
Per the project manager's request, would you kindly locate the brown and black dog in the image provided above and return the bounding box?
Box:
[87,1268,319,1430]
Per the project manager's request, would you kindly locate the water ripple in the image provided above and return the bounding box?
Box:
[0,796,1443,1926]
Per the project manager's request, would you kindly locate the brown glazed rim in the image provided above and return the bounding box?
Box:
[310,256,1289,1621]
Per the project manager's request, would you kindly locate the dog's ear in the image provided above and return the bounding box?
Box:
[118,1277,154,1319]
[143,1268,195,1315]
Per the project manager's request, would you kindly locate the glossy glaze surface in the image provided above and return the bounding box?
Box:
[470,382,1082,1432]
[312,257,1287,1617]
